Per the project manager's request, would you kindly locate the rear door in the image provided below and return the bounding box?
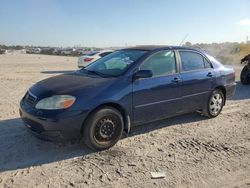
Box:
[178,50,215,111]
[132,50,182,124]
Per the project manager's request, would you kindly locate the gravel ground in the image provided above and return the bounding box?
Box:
[0,53,249,188]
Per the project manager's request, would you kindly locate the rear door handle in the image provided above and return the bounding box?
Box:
[207,72,213,77]
[171,77,181,83]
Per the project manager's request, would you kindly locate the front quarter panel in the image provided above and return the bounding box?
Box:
[70,76,133,122]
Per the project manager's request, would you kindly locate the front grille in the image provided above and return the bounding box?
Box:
[25,91,37,106]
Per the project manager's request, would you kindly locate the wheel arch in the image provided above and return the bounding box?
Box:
[81,102,131,135]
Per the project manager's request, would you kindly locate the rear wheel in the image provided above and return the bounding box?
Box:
[82,107,124,151]
[240,65,250,85]
[203,89,224,118]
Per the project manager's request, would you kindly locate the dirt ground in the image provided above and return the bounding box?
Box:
[0,53,249,188]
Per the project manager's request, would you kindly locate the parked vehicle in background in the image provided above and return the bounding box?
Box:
[0,49,6,54]
[240,54,250,85]
[26,48,41,54]
[61,48,76,56]
[40,47,56,55]
[20,46,236,151]
[77,50,114,68]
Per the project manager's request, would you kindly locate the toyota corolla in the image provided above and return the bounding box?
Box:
[19,46,236,151]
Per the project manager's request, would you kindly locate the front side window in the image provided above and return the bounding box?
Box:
[140,50,177,77]
[179,51,205,72]
[204,57,212,68]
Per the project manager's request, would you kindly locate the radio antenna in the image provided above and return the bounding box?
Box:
[179,33,189,46]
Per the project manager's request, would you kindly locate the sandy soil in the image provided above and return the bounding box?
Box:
[0,53,249,188]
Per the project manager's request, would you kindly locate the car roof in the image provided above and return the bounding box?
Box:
[123,45,204,53]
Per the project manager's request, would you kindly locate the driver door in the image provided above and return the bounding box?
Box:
[132,50,182,125]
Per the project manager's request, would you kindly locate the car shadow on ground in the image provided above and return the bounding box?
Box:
[0,82,249,173]
[0,112,206,173]
[40,70,76,74]
[0,118,93,172]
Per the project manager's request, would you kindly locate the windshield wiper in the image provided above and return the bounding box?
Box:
[80,68,116,77]
[86,70,111,77]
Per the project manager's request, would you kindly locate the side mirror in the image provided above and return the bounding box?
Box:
[133,70,153,80]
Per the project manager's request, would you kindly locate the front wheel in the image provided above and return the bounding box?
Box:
[82,107,124,151]
[203,89,224,118]
[240,65,250,85]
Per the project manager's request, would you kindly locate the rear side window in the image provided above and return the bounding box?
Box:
[140,50,177,77]
[179,51,205,72]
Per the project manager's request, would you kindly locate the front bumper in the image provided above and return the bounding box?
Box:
[19,99,87,141]
[77,60,87,69]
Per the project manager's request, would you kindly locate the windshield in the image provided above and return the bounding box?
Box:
[83,50,147,76]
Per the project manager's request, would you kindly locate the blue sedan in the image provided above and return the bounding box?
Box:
[19,46,236,150]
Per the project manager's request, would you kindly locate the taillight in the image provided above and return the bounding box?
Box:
[84,58,94,62]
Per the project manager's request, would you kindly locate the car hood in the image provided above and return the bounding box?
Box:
[29,72,116,99]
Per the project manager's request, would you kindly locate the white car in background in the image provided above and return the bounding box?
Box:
[77,50,114,68]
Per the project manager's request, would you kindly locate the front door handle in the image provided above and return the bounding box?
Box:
[171,77,181,83]
[207,72,213,77]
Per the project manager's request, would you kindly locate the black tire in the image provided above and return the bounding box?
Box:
[240,65,250,85]
[82,107,124,151]
[203,89,225,118]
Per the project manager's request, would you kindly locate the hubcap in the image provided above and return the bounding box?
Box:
[94,118,116,143]
[209,93,223,115]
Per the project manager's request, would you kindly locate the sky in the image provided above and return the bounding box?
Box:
[0,0,250,47]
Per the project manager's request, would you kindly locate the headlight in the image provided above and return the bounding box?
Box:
[35,95,76,110]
